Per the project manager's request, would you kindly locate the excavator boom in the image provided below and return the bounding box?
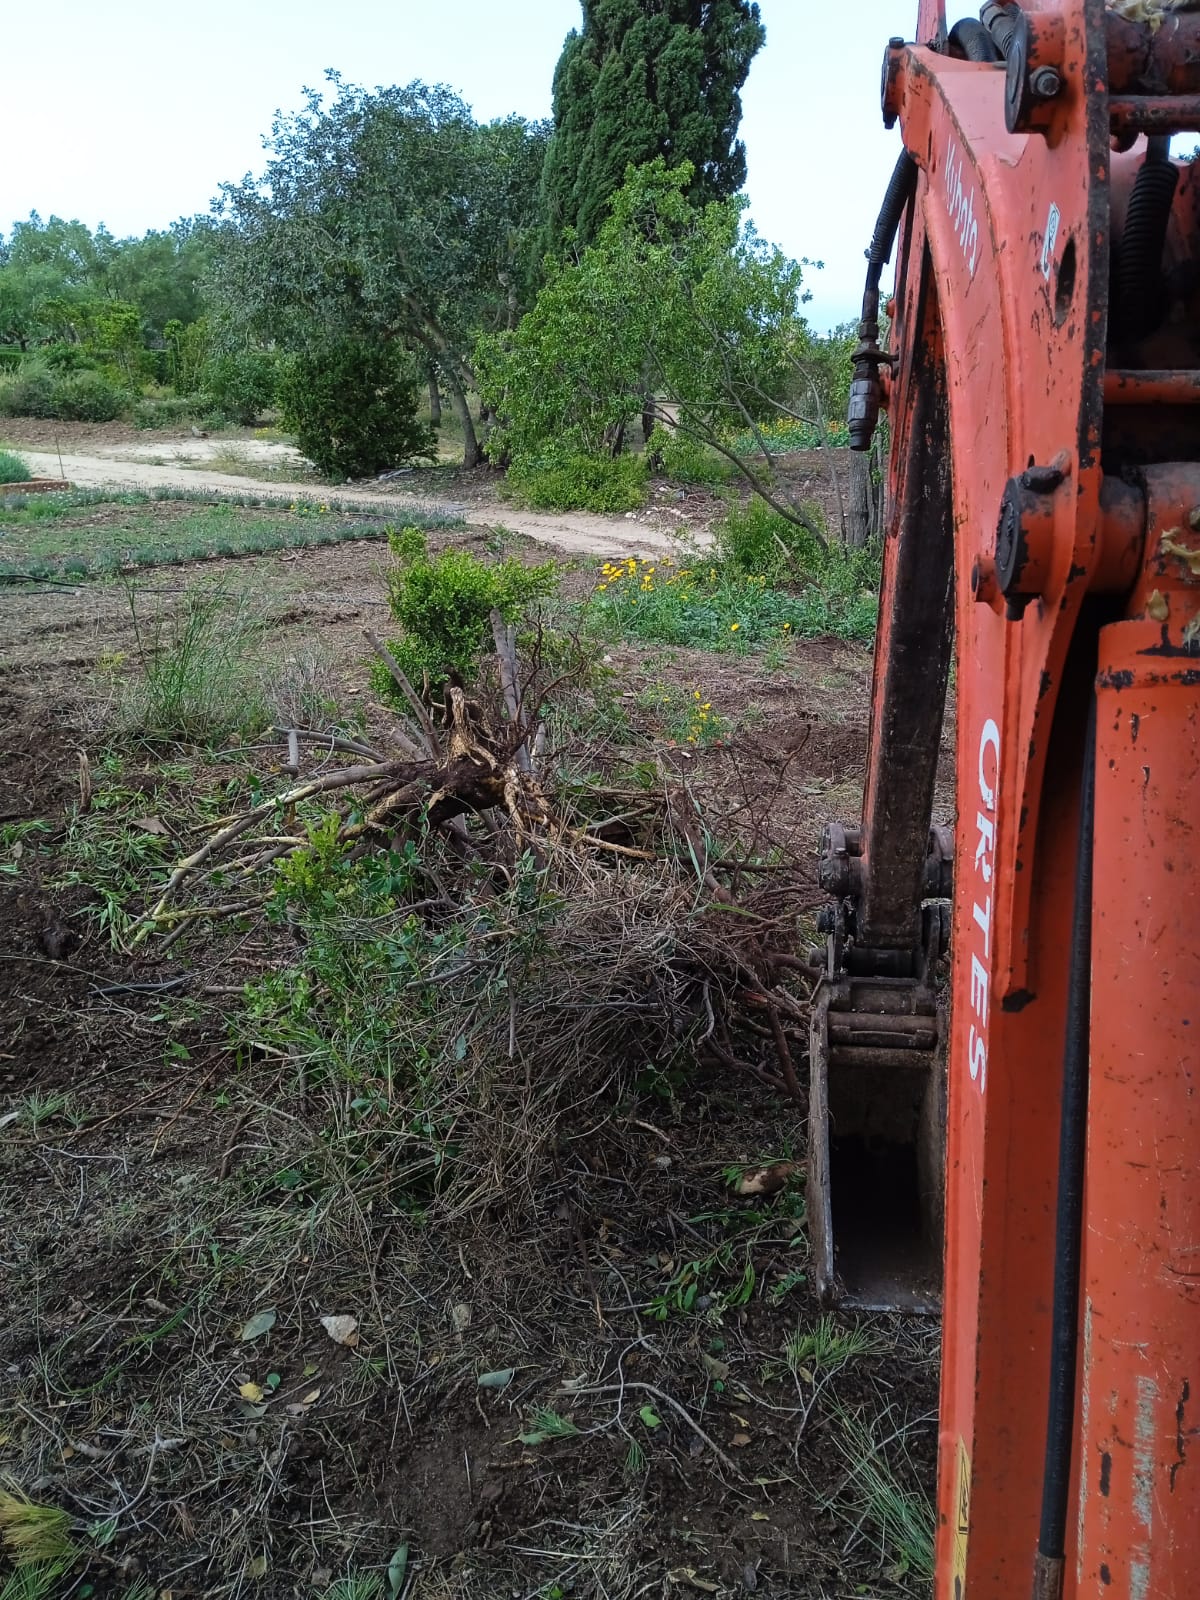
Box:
[809,3,1200,1594]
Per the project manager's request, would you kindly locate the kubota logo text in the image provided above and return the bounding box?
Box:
[968,720,999,1093]
[945,136,980,277]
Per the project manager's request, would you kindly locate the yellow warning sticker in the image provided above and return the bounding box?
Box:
[952,1437,971,1598]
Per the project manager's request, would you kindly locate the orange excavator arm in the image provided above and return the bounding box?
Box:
[809,3,1200,1594]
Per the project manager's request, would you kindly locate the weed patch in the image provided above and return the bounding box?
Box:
[124,586,269,744]
[586,547,877,650]
[0,449,31,485]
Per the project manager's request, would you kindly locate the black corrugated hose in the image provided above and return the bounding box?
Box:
[1117,136,1179,342]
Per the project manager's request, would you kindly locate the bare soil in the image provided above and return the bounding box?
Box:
[0,515,939,1599]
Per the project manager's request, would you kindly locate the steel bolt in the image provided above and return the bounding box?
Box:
[1030,65,1063,100]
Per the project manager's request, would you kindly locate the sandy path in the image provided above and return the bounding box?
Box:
[18,449,678,560]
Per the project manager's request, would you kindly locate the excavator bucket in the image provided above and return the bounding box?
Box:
[807,948,945,1314]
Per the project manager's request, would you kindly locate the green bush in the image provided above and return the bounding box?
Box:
[507,449,648,514]
[714,498,824,583]
[0,364,57,418]
[132,394,198,430]
[647,426,732,486]
[278,338,435,480]
[372,525,556,694]
[0,449,32,484]
[41,343,97,373]
[52,369,129,421]
[201,350,277,426]
[0,362,128,422]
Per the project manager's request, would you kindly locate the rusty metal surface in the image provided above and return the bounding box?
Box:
[1078,468,1200,1591]
[812,2,1200,1594]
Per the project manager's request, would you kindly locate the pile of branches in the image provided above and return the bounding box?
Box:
[127,612,823,1126]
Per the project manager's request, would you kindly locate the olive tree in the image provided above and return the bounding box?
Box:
[211,76,548,467]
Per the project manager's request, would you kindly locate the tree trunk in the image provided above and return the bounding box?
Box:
[427,369,442,431]
[444,373,482,467]
[848,450,881,548]
[642,393,657,448]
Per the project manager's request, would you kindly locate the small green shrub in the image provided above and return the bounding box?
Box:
[52,369,129,421]
[715,499,822,583]
[647,426,732,486]
[132,394,197,430]
[0,363,127,422]
[0,364,57,418]
[201,349,277,426]
[507,449,648,514]
[373,526,556,693]
[0,449,32,484]
[278,338,435,480]
[41,343,97,373]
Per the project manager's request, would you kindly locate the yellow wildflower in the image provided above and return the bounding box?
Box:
[782,622,791,631]
[694,690,701,699]
[730,623,740,632]
[702,702,711,710]
[598,583,608,591]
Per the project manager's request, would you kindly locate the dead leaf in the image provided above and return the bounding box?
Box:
[133,815,169,836]
[666,1570,720,1594]
[731,1432,752,1447]
[77,751,92,813]
[240,1309,277,1341]
[701,1354,730,1383]
[238,1381,265,1403]
[751,1511,770,1522]
[237,1401,267,1419]
[1147,589,1170,622]
[320,1313,359,1347]
[246,1553,268,1580]
[1162,533,1200,576]
[450,1302,472,1332]
[737,1162,797,1197]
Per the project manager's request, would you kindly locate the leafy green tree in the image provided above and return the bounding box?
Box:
[0,213,214,348]
[479,159,828,541]
[211,76,548,466]
[541,0,764,249]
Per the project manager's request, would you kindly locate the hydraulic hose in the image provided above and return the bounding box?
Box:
[1033,697,1095,1600]
[848,151,918,450]
[949,18,1002,62]
[980,0,1023,60]
[1116,136,1179,342]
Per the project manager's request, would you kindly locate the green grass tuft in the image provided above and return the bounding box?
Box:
[0,448,32,485]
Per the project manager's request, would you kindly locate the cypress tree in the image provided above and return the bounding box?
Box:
[541,0,765,249]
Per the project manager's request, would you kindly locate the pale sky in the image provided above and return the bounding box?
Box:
[0,0,910,330]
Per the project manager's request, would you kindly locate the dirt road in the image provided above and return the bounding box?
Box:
[18,447,680,560]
